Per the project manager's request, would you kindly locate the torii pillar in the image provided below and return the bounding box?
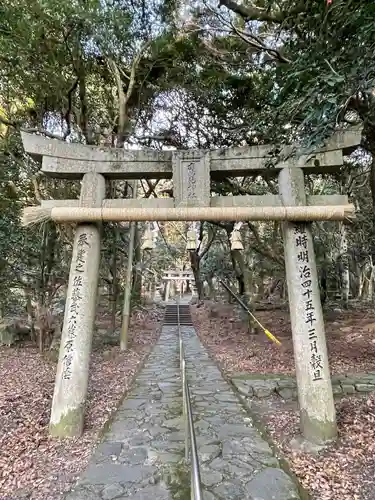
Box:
[279,167,337,444]
[50,173,105,437]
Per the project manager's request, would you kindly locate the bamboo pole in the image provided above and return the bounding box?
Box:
[120,181,137,351]
[22,204,355,226]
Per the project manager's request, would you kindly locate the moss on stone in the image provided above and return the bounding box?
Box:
[49,406,84,438]
[300,410,337,445]
[163,460,191,500]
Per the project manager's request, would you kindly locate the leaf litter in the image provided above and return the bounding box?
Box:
[192,301,375,500]
[0,305,163,499]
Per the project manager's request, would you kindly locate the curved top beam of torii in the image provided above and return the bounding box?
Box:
[21,128,362,180]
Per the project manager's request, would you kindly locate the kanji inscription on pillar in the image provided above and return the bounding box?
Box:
[294,223,324,382]
[172,152,210,207]
[62,233,90,380]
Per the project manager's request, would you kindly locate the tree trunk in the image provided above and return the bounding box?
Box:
[231,249,256,333]
[206,275,216,299]
[358,267,365,299]
[110,227,119,333]
[256,270,265,300]
[320,266,328,306]
[365,264,375,301]
[231,249,252,297]
[350,262,360,299]
[24,287,36,341]
[339,222,350,308]
[132,224,142,303]
[368,156,375,289]
[226,225,253,299]
[228,245,244,294]
[189,251,204,300]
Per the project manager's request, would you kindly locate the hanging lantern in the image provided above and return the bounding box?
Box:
[186,230,197,251]
[141,223,154,250]
[230,229,244,250]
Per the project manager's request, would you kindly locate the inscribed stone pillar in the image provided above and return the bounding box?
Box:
[50,172,105,437]
[278,167,337,444]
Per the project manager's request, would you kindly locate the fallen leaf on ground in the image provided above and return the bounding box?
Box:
[0,305,163,499]
[192,301,375,500]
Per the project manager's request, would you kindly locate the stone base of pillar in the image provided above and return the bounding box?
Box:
[289,434,331,455]
[50,406,85,438]
[300,409,337,445]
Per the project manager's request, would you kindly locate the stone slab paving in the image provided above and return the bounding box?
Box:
[231,372,375,401]
[65,325,185,500]
[181,325,301,500]
[65,312,301,499]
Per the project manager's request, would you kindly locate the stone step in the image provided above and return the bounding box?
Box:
[164,304,194,326]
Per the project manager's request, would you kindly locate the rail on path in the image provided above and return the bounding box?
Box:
[165,302,203,499]
[65,299,301,500]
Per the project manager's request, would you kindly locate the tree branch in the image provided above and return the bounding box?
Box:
[219,0,305,24]
[64,77,79,139]
[140,179,161,199]
[31,174,43,204]
[223,177,259,195]
[107,58,127,147]
[78,66,90,144]
[108,40,152,148]
[145,179,161,198]
[247,221,284,265]
[219,0,281,23]
[0,115,64,140]
[230,23,291,63]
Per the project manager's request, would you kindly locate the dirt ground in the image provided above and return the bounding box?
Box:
[192,301,375,376]
[262,394,375,500]
[192,301,375,500]
[0,306,163,500]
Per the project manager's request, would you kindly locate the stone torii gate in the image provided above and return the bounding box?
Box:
[21,129,360,444]
[162,270,195,301]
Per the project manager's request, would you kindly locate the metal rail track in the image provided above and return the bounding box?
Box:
[164,304,202,500]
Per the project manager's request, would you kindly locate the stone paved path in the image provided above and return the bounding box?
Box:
[181,326,300,500]
[65,319,301,499]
